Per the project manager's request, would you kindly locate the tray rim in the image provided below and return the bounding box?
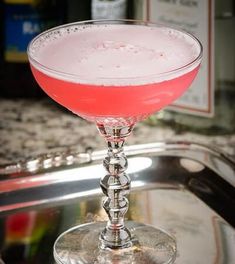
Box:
[0,141,234,183]
[0,141,234,216]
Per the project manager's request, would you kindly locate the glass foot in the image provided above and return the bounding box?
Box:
[54,221,176,264]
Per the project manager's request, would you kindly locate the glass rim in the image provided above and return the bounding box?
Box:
[27,19,203,84]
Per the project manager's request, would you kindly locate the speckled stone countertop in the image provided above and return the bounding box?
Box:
[0,98,235,165]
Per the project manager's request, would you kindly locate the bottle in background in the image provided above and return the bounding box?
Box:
[67,0,91,22]
[0,0,66,98]
[91,0,127,19]
[135,0,235,135]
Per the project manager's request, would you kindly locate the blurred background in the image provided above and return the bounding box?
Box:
[0,0,234,160]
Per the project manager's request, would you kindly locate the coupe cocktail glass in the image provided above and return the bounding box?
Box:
[28,20,202,264]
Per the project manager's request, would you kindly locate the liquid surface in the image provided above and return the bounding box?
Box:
[29,24,200,85]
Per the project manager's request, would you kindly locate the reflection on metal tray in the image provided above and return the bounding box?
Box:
[0,142,235,264]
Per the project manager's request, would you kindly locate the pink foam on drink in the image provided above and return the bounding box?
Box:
[29,24,201,122]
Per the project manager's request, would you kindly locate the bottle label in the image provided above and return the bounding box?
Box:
[4,3,42,62]
[92,0,127,19]
[4,2,63,63]
[147,0,214,117]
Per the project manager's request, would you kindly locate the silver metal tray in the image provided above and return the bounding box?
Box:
[0,142,235,264]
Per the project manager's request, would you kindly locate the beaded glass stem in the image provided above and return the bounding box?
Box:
[98,124,134,249]
[53,123,177,263]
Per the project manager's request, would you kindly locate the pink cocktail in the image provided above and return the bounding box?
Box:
[29,24,201,123]
[28,20,202,264]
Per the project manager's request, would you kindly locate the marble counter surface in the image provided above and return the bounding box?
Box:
[0,98,235,165]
